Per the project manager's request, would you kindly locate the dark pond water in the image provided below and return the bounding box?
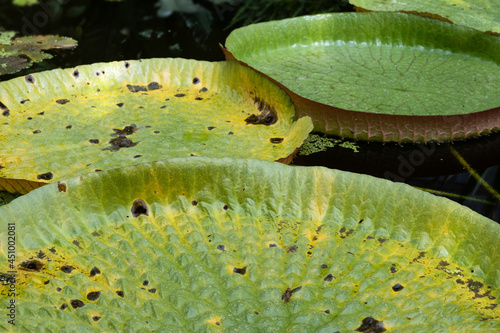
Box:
[0,0,499,222]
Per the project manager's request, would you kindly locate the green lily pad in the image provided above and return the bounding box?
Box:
[350,0,500,34]
[0,58,312,193]
[224,12,500,142]
[0,157,498,331]
[0,32,77,76]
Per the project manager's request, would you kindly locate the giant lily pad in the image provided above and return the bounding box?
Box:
[350,0,500,34]
[224,12,500,142]
[0,157,499,331]
[0,58,312,193]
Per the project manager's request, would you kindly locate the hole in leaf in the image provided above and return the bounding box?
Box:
[72,70,79,78]
[59,303,67,310]
[191,200,198,206]
[125,61,130,68]
[174,93,185,97]
[116,291,124,297]
[143,280,149,286]
[217,245,225,252]
[92,316,101,322]
[193,77,200,84]
[148,288,156,293]
[89,139,99,144]
[131,199,149,217]
[199,87,208,92]
[116,103,124,107]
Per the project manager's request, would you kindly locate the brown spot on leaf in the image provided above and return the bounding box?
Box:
[286,245,298,253]
[89,139,99,144]
[324,273,334,282]
[233,266,247,275]
[131,199,149,217]
[392,283,404,292]
[147,82,161,90]
[70,299,85,309]
[281,286,301,303]
[32,130,41,134]
[0,101,10,116]
[56,99,70,105]
[245,97,278,125]
[57,182,67,192]
[269,138,283,144]
[20,260,44,271]
[37,172,53,180]
[175,93,185,97]
[25,74,35,84]
[126,84,147,93]
[113,124,137,136]
[90,267,101,277]
[61,265,74,273]
[108,137,138,151]
[355,317,386,332]
[148,288,156,293]
[87,291,101,301]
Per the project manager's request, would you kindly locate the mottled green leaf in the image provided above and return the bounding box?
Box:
[0,157,499,331]
[0,58,312,192]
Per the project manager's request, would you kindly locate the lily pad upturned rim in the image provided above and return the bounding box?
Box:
[0,57,312,193]
[224,12,500,143]
[0,157,499,331]
[349,0,500,35]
